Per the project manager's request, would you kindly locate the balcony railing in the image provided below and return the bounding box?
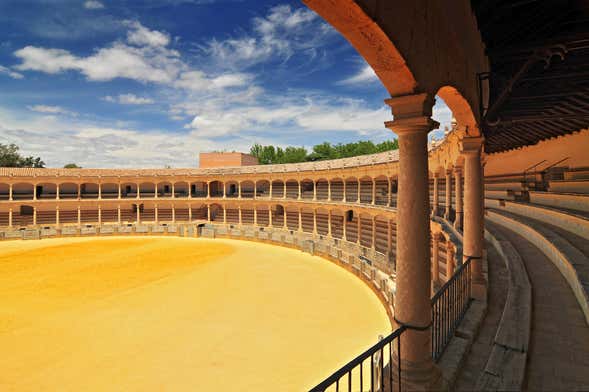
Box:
[310,256,476,391]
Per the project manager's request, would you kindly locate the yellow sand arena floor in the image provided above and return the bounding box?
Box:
[0,236,390,391]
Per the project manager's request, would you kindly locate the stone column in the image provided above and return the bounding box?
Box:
[238,182,242,199]
[8,208,12,228]
[254,181,257,200]
[328,180,332,201]
[327,210,332,237]
[385,93,440,389]
[343,181,347,203]
[312,209,317,234]
[206,182,211,199]
[77,206,81,226]
[313,180,317,201]
[356,179,361,203]
[356,215,361,245]
[283,208,287,229]
[223,182,226,199]
[33,184,37,201]
[188,206,192,222]
[269,206,273,226]
[155,184,159,199]
[223,207,227,223]
[432,234,440,290]
[136,183,140,199]
[118,183,121,199]
[372,179,376,205]
[9,184,13,201]
[98,182,102,200]
[155,204,159,223]
[283,183,287,200]
[254,207,258,225]
[447,242,456,278]
[298,209,302,232]
[33,207,37,225]
[117,205,121,224]
[444,169,452,220]
[387,220,392,257]
[207,205,211,221]
[454,167,463,230]
[269,181,273,198]
[172,184,175,199]
[298,181,302,200]
[56,184,60,200]
[432,174,439,217]
[78,183,82,199]
[462,136,485,299]
[136,204,140,223]
[98,205,102,225]
[238,206,242,225]
[387,177,392,206]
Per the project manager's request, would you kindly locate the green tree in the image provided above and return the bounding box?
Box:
[249,138,399,165]
[0,143,45,168]
[63,163,81,169]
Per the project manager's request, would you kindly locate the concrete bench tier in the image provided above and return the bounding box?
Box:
[486,208,589,325]
[529,191,589,213]
[549,179,589,194]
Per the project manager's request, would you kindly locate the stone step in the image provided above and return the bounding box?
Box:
[486,208,589,325]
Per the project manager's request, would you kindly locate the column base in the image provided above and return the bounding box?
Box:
[395,358,446,392]
[472,280,487,302]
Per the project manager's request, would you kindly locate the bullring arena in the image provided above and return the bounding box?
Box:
[2,1,589,391]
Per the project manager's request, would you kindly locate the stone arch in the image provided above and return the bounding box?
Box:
[139,182,156,198]
[101,182,119,199]
[436,85,479,136]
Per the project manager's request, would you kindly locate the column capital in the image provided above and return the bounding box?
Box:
[384,92,435,119]
[385,116,439,136]
[460,136,484,156]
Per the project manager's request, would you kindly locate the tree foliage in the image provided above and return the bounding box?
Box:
[0,143,45,168]
[63,163,81,168]
[250,139,399,165]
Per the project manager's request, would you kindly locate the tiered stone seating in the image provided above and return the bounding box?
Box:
[256,209,269,226]
[486,204,589,324]
[37,210,56,225]
[345,216,359,242]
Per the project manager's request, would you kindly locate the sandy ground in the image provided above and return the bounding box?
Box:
[0,236,390,391]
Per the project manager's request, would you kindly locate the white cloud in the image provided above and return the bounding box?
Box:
[125,20,170,47]
[103,94,154,105]
[84,1,105,10]
[0,65,24,79]
[27,105,77,116]
[13,21,251,92]
[337,65,378,86]
[203,4,334,69]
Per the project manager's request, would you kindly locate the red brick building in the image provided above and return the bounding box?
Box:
[199,152,258,168]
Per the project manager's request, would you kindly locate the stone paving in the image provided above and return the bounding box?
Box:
[495,226,589,391]
[454,237,508,390]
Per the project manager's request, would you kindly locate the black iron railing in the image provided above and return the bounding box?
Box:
[311,256,478,391]
[309,326,406,392]
[431,256,475,361]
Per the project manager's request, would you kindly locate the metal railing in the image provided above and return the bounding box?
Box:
[309,326,406,392]
[311,256,478,391]
[431,256,475,361]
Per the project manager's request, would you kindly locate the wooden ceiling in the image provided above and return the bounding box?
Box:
[471,0,589,153]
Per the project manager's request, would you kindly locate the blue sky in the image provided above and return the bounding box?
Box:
[0,0,452,168]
